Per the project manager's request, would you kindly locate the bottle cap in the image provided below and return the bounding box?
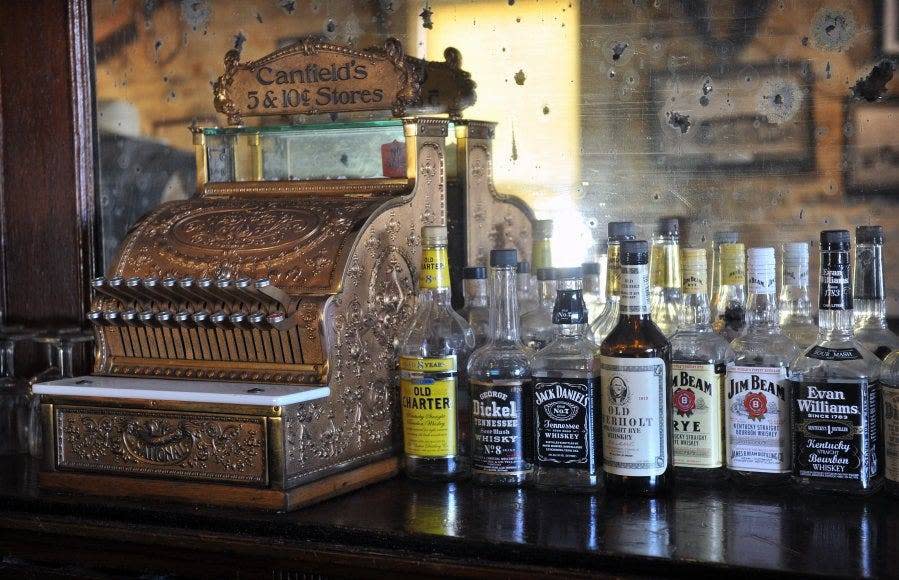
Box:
[620,240,650,265]
[681,248,707,294]
[421,225,448,245]
[821,229,850,251]
[659,218,679,237]
[714,231,739,245]
[681,247,707,269]
[856,225,884,245]
[555,266,583,280]
[783,241,809,260]
[608,221,637,242]
[747,247,776,294]
[581,262,600,275]
[463,266,486,280]
[534,219,554,238]
[536,267,557,281]
[490,248,518,267]
[720,243,745,263]
[516,261,530,274]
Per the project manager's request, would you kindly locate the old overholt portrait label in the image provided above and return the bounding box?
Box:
[400,356,458,458]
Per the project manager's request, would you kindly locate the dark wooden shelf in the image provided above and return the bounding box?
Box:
[0,457,894,578]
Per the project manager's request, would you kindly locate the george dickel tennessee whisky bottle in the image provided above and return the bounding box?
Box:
[600,240,673,496]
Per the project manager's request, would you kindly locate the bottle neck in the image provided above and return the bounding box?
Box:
[553,278,589,338]
[532,238,552,271]
[854,243,886,325]
[618,262,651,320]
[679,290,713,331]
[538,279,557,305]
[606,242,622,298]
[0,340,13,379]
[489,266,521,343]
[746,291,780,332]
[819,248,855,340]
[463,279,487,308]
[419,244,452,308]
[650,235,681,290]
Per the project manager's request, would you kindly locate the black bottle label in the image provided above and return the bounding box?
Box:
[533,377,598,469]
[806,346,863,361]
[792,380,881,485]
[819,251,852,310]
[470,380,529,475]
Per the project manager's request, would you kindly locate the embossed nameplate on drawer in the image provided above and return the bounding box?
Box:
[55,406,268,486]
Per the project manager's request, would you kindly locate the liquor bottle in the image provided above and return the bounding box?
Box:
[399,226,475,481]
[460,266,489,348]
[853,225,899,359]
[713,242,746,342]
[726,247,800,486]
[790,230,883,495]
[710,231,739,303]
[521,268,557,351]
[600,240,673,495]
[516,261,538,316]
[581,261,605,324]
[650,218,682,337]
[532,219,554,273]
[591,221,637,343]
[670,248,734,481]
[467,248,532,487]
[882,350,899,496]
[531,267,602,492]
[779,242,818,348]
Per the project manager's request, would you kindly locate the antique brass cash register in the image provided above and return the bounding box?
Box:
[34,39,535,511]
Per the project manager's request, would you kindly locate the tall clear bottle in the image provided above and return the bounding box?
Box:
[790,230,883,495]
[516,261,538,316]
[713,243,747,342]
[532,219,554,273]
[853,225,899,360]
[726,247,799,486]
[779,242,818,348]
[581,262,605,324]
[467,249,532,487]
[460,266,489,348]
[600,240,673,496]
[670,249,734,481]
[521,268,558,351]
[882,350,899,496]
[399,226,475,481]
[650,218,682,337]
[710,231,739,304]
[531,267,602,492]
[591,221,637,343]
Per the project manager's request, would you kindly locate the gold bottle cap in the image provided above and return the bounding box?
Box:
[720,243,745,263]
[720,243,746,285]
[421,225,448,245]
[681,248,707,294]
[682,247,707,269]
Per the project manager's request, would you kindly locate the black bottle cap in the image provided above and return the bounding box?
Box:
[516,261,531,274]
[620,240,650,265]
[536,267,557,281]
[608,221,637,241]
[555,266,583,279]
[659,217,679,236]
[581,262,600,275]
[821,229,851,251]
[856,225,884,245]
[463,266,486,280]
[490,249,518,267]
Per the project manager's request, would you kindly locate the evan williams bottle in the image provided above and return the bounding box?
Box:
[600,240,673,495]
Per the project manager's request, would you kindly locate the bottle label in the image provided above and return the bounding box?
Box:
[419,247,450,290]
[671,362,726,468]
[806,346,863,361]
[748,262,776,295]
[681,267,706,295]
[552,289,589,325]
[793,379,880,484]
[819,251,852,311]
[607,246,622,297]
[399,356,458,458]
[533,377,598,468]
[619,264,650,315]
[470,380,528,474]
[600,356,668,476]
[721,261,745,286]
[884,387,899,483]
[784,263,809,287]
[725,365,791,473]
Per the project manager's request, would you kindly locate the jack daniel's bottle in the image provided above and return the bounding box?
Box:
[600,240,673,495]
[790,230,883,495]
[399,226,475,481]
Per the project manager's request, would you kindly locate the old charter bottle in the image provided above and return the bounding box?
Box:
[853,225,898,359]
[467,249,532,487]
[882,350,899,496]
[531,267,602,492]
[460,266,489,348]
[521,268,557,351]
[779,242,818,348]
[592,221,637,343]
[670,248,734,481]
[600,240,673,496]
[790,230,883,495]
[726,247,800,486]
[650,218,682,337]
[399,226,475,481]
[713,242,746,342]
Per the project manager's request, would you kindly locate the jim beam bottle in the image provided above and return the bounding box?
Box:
[779,242,819,349]
[790,230,883,495]
[467,249,532,487]
[399,226,475,481]
[713,243,747,342]
[592,221,637,343]
[649,218,682,337]
[600,240,673,495]
[531,267,602,492]
[726,247,800,486]
[670,249,734,481]
[882,350,899,496]
[853,225,899,359]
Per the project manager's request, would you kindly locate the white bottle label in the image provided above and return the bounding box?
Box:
[619,264,650,315]
[671,362,725,468]
[601,356,668,476]
[884,387,899,483]
[725,365,791,473]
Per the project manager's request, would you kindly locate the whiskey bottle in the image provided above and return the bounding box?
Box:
[516,261,538,316]
[467,248,532,487]
[670,248,734,481]
[882,350,899,496]
[600,240,673,495]
[713,243,746,342]
[650,218,682,337]
[726,247,800,486]
[779,242,818,348]
[790,230,883,495]
[531,267,602,492]
[460,266,489,348]
[710,231,739,304]
[581,261,605,324]
[592,221,637,343]
[853,225,899,359]
[532,219,554,273]
[521,268,558,351]
[399,226,475,481]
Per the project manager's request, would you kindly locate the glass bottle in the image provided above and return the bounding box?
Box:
[467,248,532,487]
[882,350,899,496]
[600,240,673,496]
[726,247,800,486]
[591,221,637,343]
[460,266,489,348]
[710,231,739,303]
[779,242,818,349]
[581,262,605,324]
[521,267,557,351]
[399,226,475,481]
[790,230,883,495]
[670,248,734,481]
[532,219,554,273]
[531,267,602,492]
[713,242,746,342]
[516,261,538,316]
[650,218,682,337]
[0,338,18,456]
[853,225,899,360]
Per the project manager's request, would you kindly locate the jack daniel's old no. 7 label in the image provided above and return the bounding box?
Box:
[533,378,598,468]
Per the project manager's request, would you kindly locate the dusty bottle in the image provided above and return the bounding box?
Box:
[779,242,818,349]
[650,218,682,337]
[517,261,538,317]
[853,225,899,360]
[882,350,899,496]
[592,221,637,343]
[532,219,554,273]
[710,231,739,305]
[713,243,746,342]
[521,268,558,351]
[581,261,605,324]
[460,266,489,348]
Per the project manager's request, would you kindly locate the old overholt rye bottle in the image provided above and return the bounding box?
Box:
[790,230,883,495]
[726,248,800,486]
[882,350,899,496]
[399,226,475,481]
[467,249,532,486]
[600,240,673,495]
[670,249,734,481]
[531,267,602,492]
